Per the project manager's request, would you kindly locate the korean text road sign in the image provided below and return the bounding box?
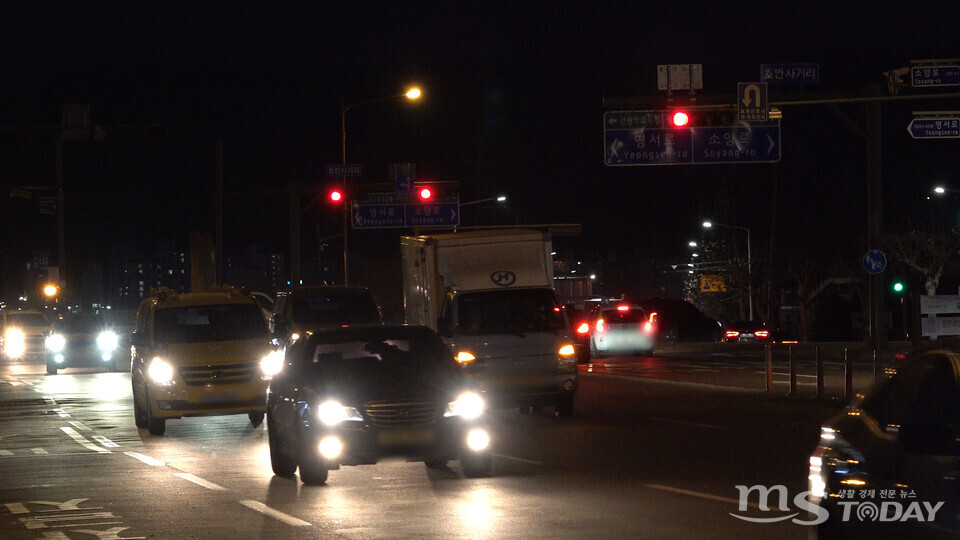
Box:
[738,82,768,122]
[907,117,960,139]
[760,63,820,84]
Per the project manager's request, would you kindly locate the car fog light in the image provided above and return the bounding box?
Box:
[466,428,490,451]
[54,354,65,363]
[319,436,343,460]
[101,353,113,361]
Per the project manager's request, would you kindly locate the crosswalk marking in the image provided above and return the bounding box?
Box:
[59,427,110,454]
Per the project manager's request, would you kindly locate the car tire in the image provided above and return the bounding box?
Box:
[144,386,165,436]
[298,451,329,486]
[424,457,449,469]
[249,411,265,428]
[132,380,148,429]
[267,410,297,477]
[46,364,57,375]
[555,394,575,418]
[460,452,492,478]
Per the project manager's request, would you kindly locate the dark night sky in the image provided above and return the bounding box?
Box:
[2,2,960,301]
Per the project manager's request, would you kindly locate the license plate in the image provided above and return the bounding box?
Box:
[378,429,434,446]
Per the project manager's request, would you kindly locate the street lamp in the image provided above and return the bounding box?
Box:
[338,86,423,285]
[460,195,507,208]
[703,220,753,321]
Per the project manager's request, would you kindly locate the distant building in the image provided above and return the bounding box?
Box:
[108,243,189,309]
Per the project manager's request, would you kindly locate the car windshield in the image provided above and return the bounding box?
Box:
[290,293,380,326]
[5,313,50,327]
[153,303,268,343]
[307,329,458,387]
[53,314,105,333]
[598,308,646,324]
[458,289,566,335]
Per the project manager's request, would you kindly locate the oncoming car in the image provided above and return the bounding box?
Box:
[130,286,278,436]
[266,325,493,485]
[1,310,51,360]
[45,313,122,374]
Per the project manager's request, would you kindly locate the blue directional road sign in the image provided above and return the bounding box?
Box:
[604,111,780,166]
[325,164,363,177]
[761,63,820,84]
[351,200,460,229]
[907,117,960,139]
[862,250,887,275]
[406,203,460,227]
[911,65,960,88]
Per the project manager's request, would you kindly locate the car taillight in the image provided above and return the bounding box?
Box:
[616,305,630,312]
[595,319,606,333]
[642,321,654,333]
[648,312,658,325]
[576,322,590,335]
[755,330,769,338]
[725,330,740,339]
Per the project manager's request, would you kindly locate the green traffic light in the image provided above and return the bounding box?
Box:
[892,282,904,293]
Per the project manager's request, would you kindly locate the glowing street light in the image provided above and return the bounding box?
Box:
[43,284,59,298]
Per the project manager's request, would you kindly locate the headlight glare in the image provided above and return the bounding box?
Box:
[466,428,490,451]
[445,391,485,419]
[46,333,67,353]
[96,331,119,352]
[455,351,476,365]
[148,357,174,384]
[4,328,26,358]
[316,400,362,426]
[259,350,284,376]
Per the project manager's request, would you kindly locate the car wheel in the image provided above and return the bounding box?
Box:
[298,450,329,485]
[424,457,449,469]
[460,452,492,478]
[555,394,575,418]
[144,386,165,436]
[267,410,297,476]
[132,379,148,429]
[46,364,57,375]
[249,411,265,428]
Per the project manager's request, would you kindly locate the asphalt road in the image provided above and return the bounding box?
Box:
[0,361,842,539]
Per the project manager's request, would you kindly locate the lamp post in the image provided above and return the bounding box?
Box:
[703,220,753,321]
[338,87,422,285]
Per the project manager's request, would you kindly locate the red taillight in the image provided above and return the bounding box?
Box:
[642,321,653,333]
[595,319,605,333]
[576,322,590,335]
[617,305,630,312]
[755,330,770,338]
[725,330,740,339]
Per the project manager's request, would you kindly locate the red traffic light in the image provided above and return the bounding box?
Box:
[418,187,433,200]
[329,189,343,203]
[670,111,690,127]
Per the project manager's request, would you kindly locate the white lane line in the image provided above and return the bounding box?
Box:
[124,451,165,466]
[59,427,110,453]
[239,500,312,527]
[174,473,227,491]
[646,484,760,509]
[53,408,70,418]
[0,450,14,456]
[92,435,120,448]
[491,453,543,466]
[31,448,48,455]
[68,421,91,431]
[648,417,726,430]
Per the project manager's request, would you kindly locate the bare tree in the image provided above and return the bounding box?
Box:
[885,226,960,295]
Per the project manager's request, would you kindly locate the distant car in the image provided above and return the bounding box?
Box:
[266,325,493,485]
[270,286,382,348]
[1,310,51,360]
[45,313,122,374]
[723,321,770,343]
[809,349,959,538]
[634,298,723,343]
[584,303,656,359]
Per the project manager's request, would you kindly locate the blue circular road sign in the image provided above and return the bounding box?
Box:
[862,250,887,274]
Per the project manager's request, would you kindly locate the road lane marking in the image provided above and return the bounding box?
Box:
[53,408,70,418]
[174,473,227,491]
[645,484,760,509]
[124,452,165,466]
[91,435,119,448]
[0,450,14,456]
[648,417,726,430]
[239,500,311,527]
[491,453,543,466]
[59,427,110,453]
[68,421,91,431]
[30,448,48,455]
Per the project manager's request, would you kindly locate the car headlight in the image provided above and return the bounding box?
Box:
[315,400,363,426]
[46,333,67,353]
[4,328,26,357]
[148,357,174,384]
[259,350,284,376]
[96,331,119,352]
[445,391,485,419]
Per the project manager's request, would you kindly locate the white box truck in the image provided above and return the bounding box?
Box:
[400,229,578,416]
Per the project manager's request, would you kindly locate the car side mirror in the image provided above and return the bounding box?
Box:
[130,332,147,348]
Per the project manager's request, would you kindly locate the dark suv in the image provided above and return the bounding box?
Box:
[270,286,382,347]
